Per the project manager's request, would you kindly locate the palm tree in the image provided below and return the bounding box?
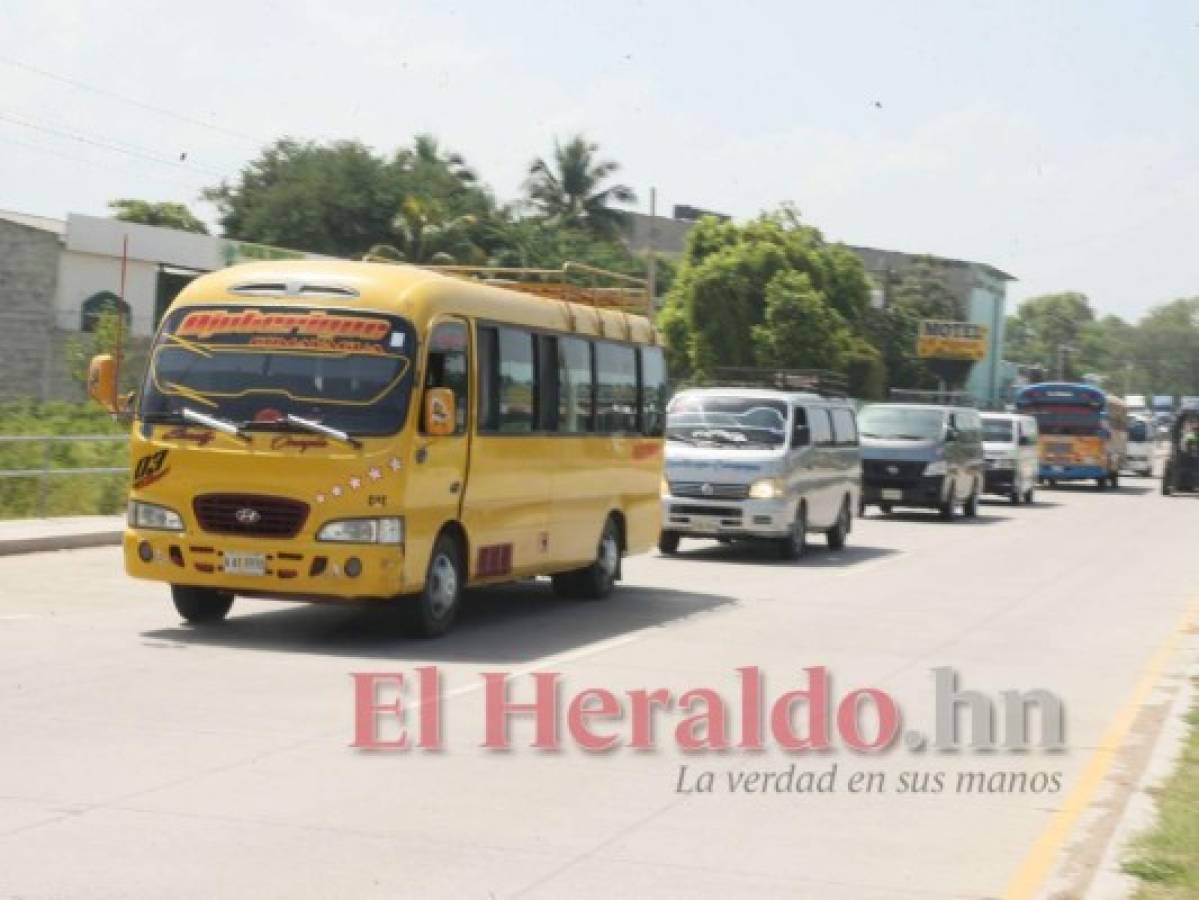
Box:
[364,196,481,265]
[524,136,637,237]
[396,133,478,185]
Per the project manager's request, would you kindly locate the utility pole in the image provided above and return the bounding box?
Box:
[646,187,657,318]
[1057,344,1075,381]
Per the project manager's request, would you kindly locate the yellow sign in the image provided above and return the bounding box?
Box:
[916,320,989,361]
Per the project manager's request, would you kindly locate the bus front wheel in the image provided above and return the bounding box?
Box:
[405,533,464,638]
[554,516,620,600]
[171,585,234,624]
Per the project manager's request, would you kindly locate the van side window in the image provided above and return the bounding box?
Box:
[557,336,594,434]
[423,321,469,435]
[595,342,638,434]
[640,346,668,437]
[791,406,809,445]
[496,327,536,433]
[831,408,858,446]
[809,408,834,446]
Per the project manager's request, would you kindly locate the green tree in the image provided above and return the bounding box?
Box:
[1005,291,1096,379]
[203,138,405,257]
[365,196,482,265]
[108,198,208,234]
[525,136,636,237]
[752,272,852,370]
[889,257,961,320]
[860,304,937,392]
[1133,299,1199,397]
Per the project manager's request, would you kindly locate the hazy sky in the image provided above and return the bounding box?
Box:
[3,0,1197,320]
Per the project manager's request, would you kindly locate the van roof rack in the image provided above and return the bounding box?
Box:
[689,368,849,398]
[888,388,977,407]
[422,262,650,316]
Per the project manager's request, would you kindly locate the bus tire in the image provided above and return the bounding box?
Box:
[1096,477,1107,490]
[658,531,681,555]
[553,515,620,600]
[171,585,234,624]
[405,532,464,638]
[1024,487,1035,504]
[826,499,850,550]
[1109,471,1119,489]
[963,485,980,518]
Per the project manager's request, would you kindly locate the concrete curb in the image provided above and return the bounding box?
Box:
[0,517,125,557]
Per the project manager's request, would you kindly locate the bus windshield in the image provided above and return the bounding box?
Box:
[666,396,788,447]
[138,306,418,436]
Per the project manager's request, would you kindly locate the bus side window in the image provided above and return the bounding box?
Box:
[423,321,468,435]
[538,335,560,432]
[557,336,594,434]
[477,326,498,432]
[496,327,536,433]
[595,342,638,434]
[640,346,667,437]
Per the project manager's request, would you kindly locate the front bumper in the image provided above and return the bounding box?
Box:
[123,528,407,600]
[862,475,946,508]
[660,496,795,538]
[983,468,1016,493]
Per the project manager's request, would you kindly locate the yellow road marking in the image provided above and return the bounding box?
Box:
[1004,593,1199,899]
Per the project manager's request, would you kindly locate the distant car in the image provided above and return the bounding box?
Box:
[981,412,1039,504]
[859,404,985,520]
[1124,416,1155,477]
[660,388,861,559]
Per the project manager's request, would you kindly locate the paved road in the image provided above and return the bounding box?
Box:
[1,478,1196,899]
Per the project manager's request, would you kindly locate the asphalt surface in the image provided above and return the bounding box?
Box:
[1,475,1196,899]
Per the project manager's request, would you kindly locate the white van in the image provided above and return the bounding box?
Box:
[1124,415,1155,476]
[981,413,1039,504]
[659,388,861,559]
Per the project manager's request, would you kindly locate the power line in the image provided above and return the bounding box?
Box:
[0,55,264,147]
[0,133,210,192]
[0,109,228,178]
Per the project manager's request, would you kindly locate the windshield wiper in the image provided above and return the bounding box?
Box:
[282,414,362,449]
[182,407,251,442]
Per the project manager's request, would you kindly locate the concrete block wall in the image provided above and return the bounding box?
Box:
[0,220,59,401]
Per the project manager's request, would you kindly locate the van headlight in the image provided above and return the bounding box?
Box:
[317,517,404,545]
[128,500,184,531]
[991,458,1015,470]
[749,477,785,500]
[924,460,948,476]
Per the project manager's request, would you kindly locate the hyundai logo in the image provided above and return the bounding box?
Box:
[887,465,899,475]
[234,507,262,525]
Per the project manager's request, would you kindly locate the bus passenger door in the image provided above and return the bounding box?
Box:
[407,319,471,580]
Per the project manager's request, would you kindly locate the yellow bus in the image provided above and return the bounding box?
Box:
[88,260,667,636]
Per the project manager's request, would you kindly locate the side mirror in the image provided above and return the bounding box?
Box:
[424,387,456,436]
[792,425,811,447]
[87,355,119,413]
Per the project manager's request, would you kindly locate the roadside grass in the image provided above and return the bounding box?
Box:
[1122,682,1199,899]
[0,401,128,520]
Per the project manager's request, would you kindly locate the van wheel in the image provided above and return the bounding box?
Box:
[963,485,980,518]
[826,500,850,550]
[553,516,620,600]
[405,533,463,638]
[658,530,680,555]
[1095,477,1107,490]
[938,495,955,521]
[777,505,807,561]
[1024,487,1035,504]
[878,503,893,515]
[1109,471,1120,489]
[171,585,234,624]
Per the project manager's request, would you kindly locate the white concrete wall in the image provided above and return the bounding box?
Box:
[55,250,160,337]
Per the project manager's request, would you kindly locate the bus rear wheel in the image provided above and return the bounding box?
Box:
[658,531,681,555]
[553,516,621,600]
[171,585,234,624]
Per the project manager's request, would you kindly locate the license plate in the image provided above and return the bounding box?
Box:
[691,516,722,533]
[224,551,266,576]
[882,488,903,501]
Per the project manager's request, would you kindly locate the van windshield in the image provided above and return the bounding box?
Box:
[138,306,418,436]
[666,396,788,447]
[983,419,1013,442]
[858,407,944,441]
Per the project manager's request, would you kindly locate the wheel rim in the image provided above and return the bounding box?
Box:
[428,553,457,619]
[598,529,619,578]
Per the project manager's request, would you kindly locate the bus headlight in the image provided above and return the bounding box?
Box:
[749,478,785,500]
[924,460,948,476]
[317,517,405,545]
[128,500,184,531]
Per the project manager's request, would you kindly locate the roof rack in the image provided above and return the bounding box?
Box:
[688,368,849,398]
[888,388,977,407]
[422,262,650,316]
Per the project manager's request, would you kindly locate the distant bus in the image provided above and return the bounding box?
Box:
[1015,383,1127,489]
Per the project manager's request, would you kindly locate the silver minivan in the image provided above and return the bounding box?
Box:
[659,388,861,559]
[981,412,1039,504]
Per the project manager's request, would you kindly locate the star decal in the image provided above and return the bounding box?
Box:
[331,485,343,498]
[389,457,402,471]
[368,467,382,481]
[315,493,327,504]
[348,476,362,490]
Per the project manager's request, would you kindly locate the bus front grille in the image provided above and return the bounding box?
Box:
[193,494,310,538]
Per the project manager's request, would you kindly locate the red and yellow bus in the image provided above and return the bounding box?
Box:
[88,261,666,636]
